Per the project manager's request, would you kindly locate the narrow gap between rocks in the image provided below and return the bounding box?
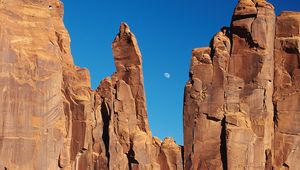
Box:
[101,101,110,167]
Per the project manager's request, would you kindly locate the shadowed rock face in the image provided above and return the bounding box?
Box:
[184,0,300,170]
[0,1,182,170]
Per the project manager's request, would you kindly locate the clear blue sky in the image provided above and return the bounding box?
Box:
[62,0,300,145]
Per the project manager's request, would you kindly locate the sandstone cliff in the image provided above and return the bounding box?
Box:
[0,0,182,169]
[183,0,300,169]
[0,0,299,170]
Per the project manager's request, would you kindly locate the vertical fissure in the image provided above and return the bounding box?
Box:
[101,100,110,168]
[220,118,228,170]
[265,149,273,170]
[126,143,139,170]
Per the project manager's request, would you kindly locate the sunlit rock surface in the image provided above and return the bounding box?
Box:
[0,1,182,169]
[0,0,299,169]
[183,0,300,169]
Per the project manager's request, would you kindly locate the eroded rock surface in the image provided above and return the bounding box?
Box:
[0,0,82,169]
[0,1,182,170]
[273,11,300,170]
[184,0,300,170]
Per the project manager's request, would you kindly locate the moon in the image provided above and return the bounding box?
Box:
[164,72,171,79]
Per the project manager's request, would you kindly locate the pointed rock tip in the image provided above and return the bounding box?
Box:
[163,137,176,143]
[119,22,131,34]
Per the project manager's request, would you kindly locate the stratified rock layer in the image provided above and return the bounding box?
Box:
[0,1,182,170]
[184,0,300,170]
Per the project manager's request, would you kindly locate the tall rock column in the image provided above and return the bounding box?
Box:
[96,23,154,169]
[96,23,183,170]
[273,11,300,169]
[226,0,275,169]
[112,23,151,136]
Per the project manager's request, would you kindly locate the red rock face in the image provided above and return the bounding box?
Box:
[0,1,182,169]
[274,11,300,170]
[183,30,230,169]
[0,1,77,169]
[184,0,300,170]
[227,0,275,169]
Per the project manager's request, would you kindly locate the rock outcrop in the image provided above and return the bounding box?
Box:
[184,0,300,170]
[0,1,182,169]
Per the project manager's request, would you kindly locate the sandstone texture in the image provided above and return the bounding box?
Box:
[0,0,299,169]
[184,0,300,170]
[273,11,300,170]
[0,1,182,169]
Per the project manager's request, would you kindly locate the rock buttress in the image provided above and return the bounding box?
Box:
[183,29,230,169]
[184,0,278,169]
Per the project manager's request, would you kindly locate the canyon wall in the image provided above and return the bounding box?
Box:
[0,0,299,170]
[183,0,300,169]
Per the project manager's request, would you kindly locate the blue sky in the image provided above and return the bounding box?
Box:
[62,0,300,145]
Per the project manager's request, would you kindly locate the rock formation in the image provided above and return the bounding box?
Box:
[0,0,299,169]
[273,11,300,170]
[183,0,300,169]
[0,0,182,169]
[95,23,183,170]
